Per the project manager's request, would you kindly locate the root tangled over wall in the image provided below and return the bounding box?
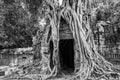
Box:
[40,0,120,80]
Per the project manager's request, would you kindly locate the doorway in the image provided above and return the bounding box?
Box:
[59,39,75,73]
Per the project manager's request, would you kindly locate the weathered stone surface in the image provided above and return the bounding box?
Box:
[59,17,73,39]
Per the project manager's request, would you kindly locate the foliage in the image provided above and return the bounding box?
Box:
[0,0,39,49]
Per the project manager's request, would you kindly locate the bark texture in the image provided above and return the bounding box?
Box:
[43,0,120,80]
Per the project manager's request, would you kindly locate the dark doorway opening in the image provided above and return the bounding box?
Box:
[59,39,75,73]
[49,40,54,70]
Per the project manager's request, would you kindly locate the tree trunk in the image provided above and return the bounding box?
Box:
[40,0,120,79]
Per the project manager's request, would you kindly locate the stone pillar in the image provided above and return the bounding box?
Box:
[32,30,43,61]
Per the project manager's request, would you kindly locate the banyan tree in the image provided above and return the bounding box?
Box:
[34,0,120,80]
